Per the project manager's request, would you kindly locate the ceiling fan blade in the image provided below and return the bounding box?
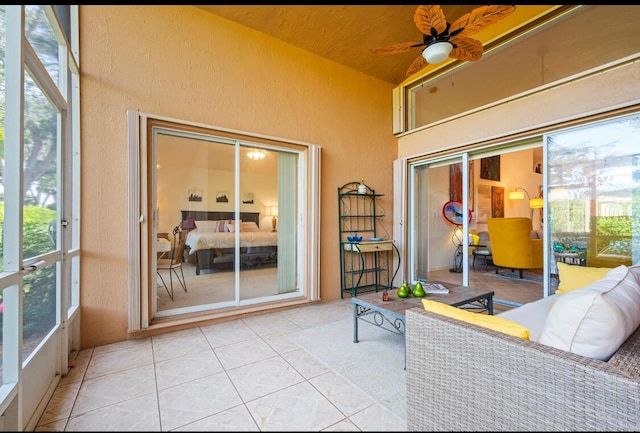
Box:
[372,41,424,55]
[450,5,516,39]
[406,53,428,77]
[449,37,484,62]
[414,5,448,36]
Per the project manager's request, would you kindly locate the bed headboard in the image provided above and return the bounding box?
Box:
[180,210,261,229]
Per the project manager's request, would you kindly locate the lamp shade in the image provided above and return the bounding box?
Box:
[529,197,544,209]
[508,190,525,200]
[267,205,278,216]
[422,42,453,64]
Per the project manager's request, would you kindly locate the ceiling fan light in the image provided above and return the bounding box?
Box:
[423,41,453,64]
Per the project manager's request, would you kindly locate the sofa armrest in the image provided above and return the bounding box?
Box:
[405,308,640,431]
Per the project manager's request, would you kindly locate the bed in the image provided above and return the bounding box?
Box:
[181,210,278,275]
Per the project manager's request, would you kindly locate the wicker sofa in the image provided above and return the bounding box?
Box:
[405,307,640,431]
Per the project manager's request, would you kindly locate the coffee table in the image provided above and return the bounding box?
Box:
[351,283,494,368]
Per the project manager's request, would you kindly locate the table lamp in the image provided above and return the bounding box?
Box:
[267,206,278,231]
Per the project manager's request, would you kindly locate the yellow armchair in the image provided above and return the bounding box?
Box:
[487,217,543,278]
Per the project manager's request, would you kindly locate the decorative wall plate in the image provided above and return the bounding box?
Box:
[442,200,472,225]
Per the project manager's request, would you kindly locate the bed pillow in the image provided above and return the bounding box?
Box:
[195,220,228,233]
[226,220,240,233]
[422,299,530,340]
[538,265,640,361]
[555,262,613,294]
[240,221,259,232]
[195,220,218,233]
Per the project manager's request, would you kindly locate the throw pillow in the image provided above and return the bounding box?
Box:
[214,220,228,232]
[538,265,640,361]
[422,299,530,340]
[555,262,613,294]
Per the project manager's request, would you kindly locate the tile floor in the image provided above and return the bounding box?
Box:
[35,298,407,431]
[34,266,544,431]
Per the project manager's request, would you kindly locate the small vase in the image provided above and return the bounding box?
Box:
[358,183,367,194]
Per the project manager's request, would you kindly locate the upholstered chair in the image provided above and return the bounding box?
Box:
[486,217,543,278]
[472,231,493,271]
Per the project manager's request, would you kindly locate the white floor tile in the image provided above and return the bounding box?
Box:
[281,348,332,379]
[348,402,407,431]
[309,371,377,417]
[84,343,154,380]
[171,404,260,431]
[37,381,82,425]
[65,392,160,431]
[200,319,258,348]
[71,364,157,416]
[154,348,223,390]
[321,418,362,431]
[245,381,345,431]
[242,312,301,336]
[213,336,277,370]
[226,356,305,402]
[262,331,302,355]
[157,371,243,431]
[152,331,210,363]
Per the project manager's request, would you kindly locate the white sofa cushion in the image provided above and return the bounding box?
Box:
[538,265,640,361]
[498,294,559,342]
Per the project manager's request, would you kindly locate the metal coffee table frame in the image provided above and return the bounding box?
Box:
[352,284,494,368]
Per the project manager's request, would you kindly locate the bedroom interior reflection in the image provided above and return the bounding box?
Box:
[156,131,299,314]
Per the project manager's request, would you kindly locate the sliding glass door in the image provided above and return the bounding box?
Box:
[408,145,546,308]
[129,114,318,326]
[406,113,640,309]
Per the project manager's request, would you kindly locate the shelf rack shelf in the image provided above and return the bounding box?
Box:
[338,181,400,298]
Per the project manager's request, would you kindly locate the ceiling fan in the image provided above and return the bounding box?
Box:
[372,5,516,77]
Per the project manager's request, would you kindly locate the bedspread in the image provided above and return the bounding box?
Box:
[185,230,278,254]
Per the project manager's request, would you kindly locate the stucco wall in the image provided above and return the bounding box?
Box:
[79,6,397,348]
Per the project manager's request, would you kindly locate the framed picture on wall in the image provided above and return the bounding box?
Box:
[216,191,229,203]
[449,161,474,210]
[449,164,462,202]
[491,186,505,217]
[480,155,501,181]
[188,188,202,202]
[242,192,254,204]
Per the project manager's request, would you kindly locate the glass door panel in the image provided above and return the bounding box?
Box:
[410,157,465,287]
[547,114,639,275]
[22,69,59,362]
[156,132,237,313]
[239,146,279,302]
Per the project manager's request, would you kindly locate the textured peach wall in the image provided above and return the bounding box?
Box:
[79,6,397,348]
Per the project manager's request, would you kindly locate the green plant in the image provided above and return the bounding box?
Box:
[0,202,57,339]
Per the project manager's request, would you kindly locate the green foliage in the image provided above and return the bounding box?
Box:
[0,202,57,338]
[595,216,632,256]
[596,216,632,236]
